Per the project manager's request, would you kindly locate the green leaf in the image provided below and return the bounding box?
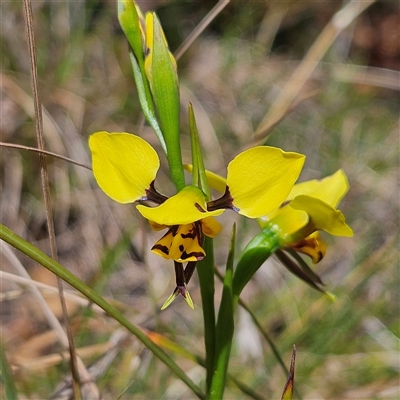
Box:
[208,224,236,399]
[145,12,185,190]
[0,223,204,400]
[232,227,280,308]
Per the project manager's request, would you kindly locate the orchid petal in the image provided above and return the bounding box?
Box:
[288,169,349,207]
[137,186,224,225]
[290,195,353,237]
[151,224,206,262]
[260,206,309,238]
[289,232,327,264]
[89,131,159,204]
[226,147,305,218]
[201,216,222,238]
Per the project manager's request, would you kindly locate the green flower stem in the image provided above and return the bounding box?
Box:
[208,225,236,400]
[0,224,204,400]
[214,267,290,378]
[197,236,216,391]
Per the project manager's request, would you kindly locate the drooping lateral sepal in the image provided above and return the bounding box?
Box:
[274,248,328,294]
[161,261,194,310]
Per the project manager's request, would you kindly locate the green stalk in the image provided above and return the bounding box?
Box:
[0,224,204,400]
[208,225,236,399]
[197,236,216,391]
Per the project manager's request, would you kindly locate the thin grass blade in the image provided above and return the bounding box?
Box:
[0,224,204,400]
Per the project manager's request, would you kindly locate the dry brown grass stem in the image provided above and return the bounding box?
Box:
[174,0,230,61]
[333,64,400,90]
[1,241,98,398]
[21,0,95,397]
[2,241,72,347]
[0,142,92,170]
[253,0,377,144]
[0,270,105,314]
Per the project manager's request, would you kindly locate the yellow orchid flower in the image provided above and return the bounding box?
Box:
[259,169,353,263]
[89,131,305,263]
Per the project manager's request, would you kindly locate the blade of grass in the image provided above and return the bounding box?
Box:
[175,0,230,61]
[0,270,105,314]
[208,224,236,399]
[1,341,19,400]
[0,223,205,400]
[0,142,91,170]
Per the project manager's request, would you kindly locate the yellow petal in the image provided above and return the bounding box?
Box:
[288,169,349,207]
[89,131,159,203]
[290,195,353,237]
[148,220,168,231]
[137,186,224,225]
[226,147,305,218]
[151,224,206,262]
[290,232,327,264]
[260,206,309,238]
[184,164,227,193]
[201,216,222,238]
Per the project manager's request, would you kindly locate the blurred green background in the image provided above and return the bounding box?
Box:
[1,0,399,398]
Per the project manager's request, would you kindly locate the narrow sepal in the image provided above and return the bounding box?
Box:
[275,249,335,297]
